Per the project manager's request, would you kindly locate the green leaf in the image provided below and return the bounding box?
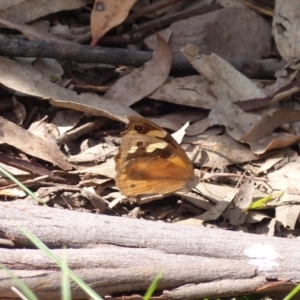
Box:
[243,191,284,212]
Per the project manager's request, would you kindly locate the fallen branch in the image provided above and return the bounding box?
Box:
[0,39,285,78]
[0,202,297,299]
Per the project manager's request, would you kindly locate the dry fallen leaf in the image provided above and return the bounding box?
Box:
[148,115,209,136]
[145,7,271,59]
[240,109,300,143]
[247,132,299,155]
[147,117,181,132]
[273,0,300,62]
[181,45,299,155]
[209,99,259,141]
[276,205,300,230]
[148,75,217,109]
[0,57,136,123]
[245,211,272,225]
[0,152,60,179]
[51,110,83,136]
[33,58,64,79]
[194,191,236,222]
[238,109,300,154]
[254,218,276,236]
[0,0,92,24]
[268,157,300,220]
[0,12,71,43]
[171,122,190,144]
[181,45,266,101]
[91,0,137,45]
[224,178,255,226]
[37,186,107,212]
[12,99,26,125]
[28,120,58,140]
[0,162,30,177]
[0,116,72,170]
[257,148,296,174]
[0,188,26,198]
[236,81,300,112]
[174,183,237,226]
[67,143,117,163]
[185,132,258,167]
[104,33,172,106]
[181,45,267,140]
[186,118,210,136]
[75,157,116,179]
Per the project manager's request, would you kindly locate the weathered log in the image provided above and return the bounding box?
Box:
[0,202,298,299]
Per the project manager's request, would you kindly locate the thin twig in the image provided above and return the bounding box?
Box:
[126,0,186,23]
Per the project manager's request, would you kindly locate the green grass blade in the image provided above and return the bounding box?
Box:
[0,165,41,203]
[0,263,39,300]
[16,224,103,300]
[143,270,163,300]
[61,247,71,300]
[284,283,300,300]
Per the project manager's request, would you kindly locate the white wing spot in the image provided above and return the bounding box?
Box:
[146,142,168,153]
[128,146,138,153]
[148,129,167,138]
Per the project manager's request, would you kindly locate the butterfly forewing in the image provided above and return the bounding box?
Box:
[126,116,194,171]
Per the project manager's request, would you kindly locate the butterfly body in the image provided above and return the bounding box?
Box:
[115,116,198,197]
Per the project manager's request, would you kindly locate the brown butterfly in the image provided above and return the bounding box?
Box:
[115,116,199,197]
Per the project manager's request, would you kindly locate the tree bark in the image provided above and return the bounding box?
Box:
[0,39,284,78]
[0,202,297,299]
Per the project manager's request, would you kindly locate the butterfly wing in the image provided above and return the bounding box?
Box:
[115,116,198,196]
[125,116,195,173]
[115,157,196,196]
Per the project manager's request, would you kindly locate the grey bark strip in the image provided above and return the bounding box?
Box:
[0,202,298,299]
